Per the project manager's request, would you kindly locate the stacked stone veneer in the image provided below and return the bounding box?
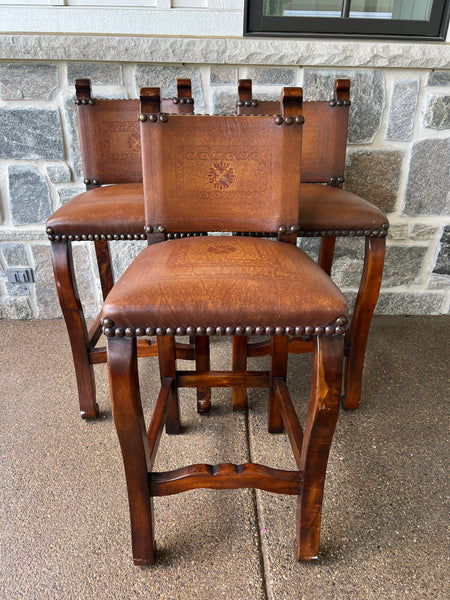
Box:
[0,61,449,319]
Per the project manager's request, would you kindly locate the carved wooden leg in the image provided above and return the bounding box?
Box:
[232,335,248,411]
[94,239,114,300]
[157,336,181,434]
[296,334,343,561]
[195,335,211,413]
[268,336,289,433]
[107,335,155,565]
[342,236,386,410]
[50,240,98,418]
[318,236,336,276]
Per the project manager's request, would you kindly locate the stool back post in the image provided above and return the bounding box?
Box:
[279,87,304,245]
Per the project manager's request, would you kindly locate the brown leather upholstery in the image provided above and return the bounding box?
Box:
[47,182,388,239]
[237,79,350,184]
[47,184,144,238]
[75,96,193,185]
[102,236,347,333]
[142,113,302,235]
[299,184,387,234]
[47,182,388,241]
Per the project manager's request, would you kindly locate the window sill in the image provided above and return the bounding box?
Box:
[0,33,448,70]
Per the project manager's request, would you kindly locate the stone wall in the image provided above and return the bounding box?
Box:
[0,60,449,319]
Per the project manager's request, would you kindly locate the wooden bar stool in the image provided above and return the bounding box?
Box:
[46,79,195,418]
[101,87,348,564]
[235,79,388,410]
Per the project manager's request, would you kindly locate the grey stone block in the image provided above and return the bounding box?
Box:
[374,291,446,315]
[328,241,426,289]
[297,237,320,261]
[0,63,58,101]
[1,243,28,266]
[58,187,84,206]
[410,224,438,241]
[5,281,29,296]
[67,63,122,86]
[110,240,147,281]
[433,225,450,275]
[245,67,296,85]
[345,149,403,213]
[31,242,97,319]
[211,90,238,115]
[403,138,450,216]
[428,273,450,290]
[0,108,64,160]
[385,80,419,141]
[0,229,47,242]
[47,165,71,184]
[427,71,450,86]
[382,245,427,287]
[63,96,83,179]
[388,224,409,241]
[135,65,204,109]
[424,95,450,130]
[303,69,385,144]
[210,66,238,85]
[9,166,52,226]
[0,297,32,320]
[31,244,61,319]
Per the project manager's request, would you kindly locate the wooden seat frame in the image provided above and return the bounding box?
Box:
[103,87,347,564]
[233,79,387,411]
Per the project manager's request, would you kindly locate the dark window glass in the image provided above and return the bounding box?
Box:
[245,0,450,40]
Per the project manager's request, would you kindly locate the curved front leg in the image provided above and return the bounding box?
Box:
[108,336,155,565]
[296,334,343,561]
[342,236,386,410]
[50,240,98,418]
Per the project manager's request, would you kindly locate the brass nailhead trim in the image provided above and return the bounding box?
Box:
[74,98,96,106]
[47,225,388,242]
[329,100,351,107]
[48,232,147,242]
[101,319,347,338]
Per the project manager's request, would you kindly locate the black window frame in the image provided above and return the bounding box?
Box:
[244,0,450,41]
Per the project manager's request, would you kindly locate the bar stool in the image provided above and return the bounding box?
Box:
[101,87,348,564]
[46,79,195,418]
[235,79,388,410]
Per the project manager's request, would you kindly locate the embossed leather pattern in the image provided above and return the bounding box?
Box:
[238,100,349,184]
[142,115,302,233]
[101,236,347,331]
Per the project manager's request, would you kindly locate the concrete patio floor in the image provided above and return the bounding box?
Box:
[1,315,449,600]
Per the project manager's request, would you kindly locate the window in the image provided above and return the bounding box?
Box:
[245,0,450,40]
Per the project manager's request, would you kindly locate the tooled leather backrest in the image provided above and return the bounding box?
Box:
[140,87,303,236]
[237,79,350,185]
[74,78,194,186]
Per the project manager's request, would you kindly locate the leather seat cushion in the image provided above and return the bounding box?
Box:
[299,184,387,233]
[46,184,145,236]
[101,236,348,333]
[47,183,387,237]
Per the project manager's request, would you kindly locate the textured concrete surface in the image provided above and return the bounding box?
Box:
[1,316,449,599]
